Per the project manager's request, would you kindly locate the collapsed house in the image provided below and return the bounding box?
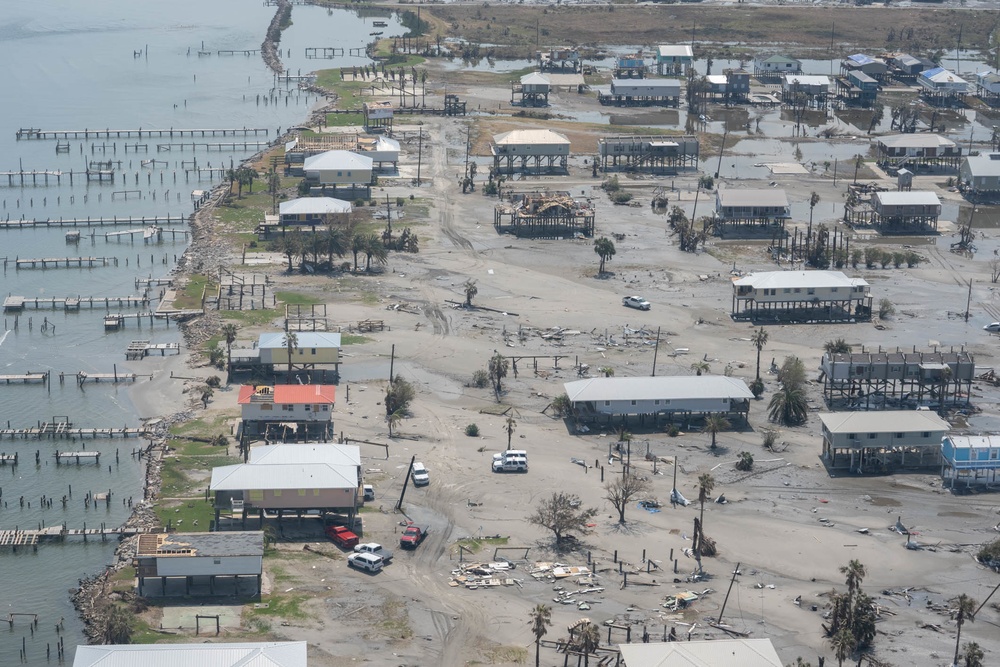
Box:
[493,191,595,238]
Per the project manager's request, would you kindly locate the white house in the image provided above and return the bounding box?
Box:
[942,434,1000,488]
[656,44,694,75]
[870,190,941,232]
[133,531,264,596]
[278,197,352,227]
[819,411,949,472]
[491,129,571,175]
[960,152,1000,197]
[258,331,342,368]
[918,67,969,95]
[73,642,307,667]
[618,639,783,667]
[782,74,831,97]
[357,134,401,170]
[303,150,374,189]
[238,384,336,439]
[731,270,872,323]
[754,54,801,76]
[715,189,790,222]
[603,79,681,107]
[563,375,754,422]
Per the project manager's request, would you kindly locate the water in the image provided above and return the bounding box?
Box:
[0,1,384,663]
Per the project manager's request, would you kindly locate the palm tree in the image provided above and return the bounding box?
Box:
[504,414,517,450]
[267,169,281,214]
[221,323,238,372]
[577,623,601,667]
[463,279,478,307]
[768,384,808,425]
[830,627,856,667]
[696,473,715,566]
[387,407,405,437]
[953,594,978,667]
[363,234,388,272]
[690,360,710,376]
[593,236,616,275]
[284,332,298,382]
[808,191,820,242]
[964,642,984,667]
[351,233,366,272]
[839,559,866,596]
[225,167,238,197]
[597,366,614,377]
[750,327,769,380]
[323,225,348,266]
[528,604,552,667]
[702,413,730,450]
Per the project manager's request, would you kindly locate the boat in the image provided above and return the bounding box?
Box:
[372,20,388,27]
[370,31,383,36]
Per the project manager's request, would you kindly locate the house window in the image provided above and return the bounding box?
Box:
[314,489,321,496]
[260,403,272,411]
[283,404,293,411]
[298,349,304,355]
[831,288,838,293]
[298,489,307,496]
[605,401,611,406]
[849,433,858,440]
[305,405,311,411]
[337,171,343,177]
[922,432,930,438]
[273,490,282,497]
[794,288,801,294]
[631,400,637,406]
[654,400,660,405]
[807,288,815,295]
[783,288,791,294]
[322,405,329,411]
[894,433,904,438]
[249,490,264,501]
[868,433,878,439]
[214,559,221,565]
[992,450,999,460]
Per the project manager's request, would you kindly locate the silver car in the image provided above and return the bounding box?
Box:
[622,295,651,311]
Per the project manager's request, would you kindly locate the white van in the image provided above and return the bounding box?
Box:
[347,552,384,573]
[492,450,528,473]
[411,462,430,486]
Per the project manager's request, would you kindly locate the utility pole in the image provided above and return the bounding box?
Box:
[416,126,423,185]
[389,343,396,382]
[464,123,471,180]
[395,455,415,511]
[671,455,679,507]
[717,562,742,624]
[715,127,728,179]
[965,280,973,322]
[651,327,661,377]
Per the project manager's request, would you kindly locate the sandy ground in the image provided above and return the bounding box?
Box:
[134,66,1000,667]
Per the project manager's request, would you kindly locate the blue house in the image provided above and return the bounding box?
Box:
[942,435,1000,489]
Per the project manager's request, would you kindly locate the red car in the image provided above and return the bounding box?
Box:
[399,525,428,549]
[325,525,359,549]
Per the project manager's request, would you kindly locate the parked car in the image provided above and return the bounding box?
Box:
[411,462,430,486]
[363,484,375,501]
[353,542,393,562]
[346,552,384,573]
[325,525,359,549]
[622,295,651,310]
[985,322,1000,333]
[492,450,529,472]
[399,524,428,549]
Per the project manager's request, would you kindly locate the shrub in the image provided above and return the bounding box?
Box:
[471,369,489,388]
[735,451,754,471]
[550,393,572,417]
[905,251,921,268]
[750,377,765,398]
[208,347,225,369]
[396,197,405,206]
[891,252,905,269]
[878,298,895,319]
[465,423,480,437]
[761,427,778,451]
[483,181,498,196]
[864,247,882,269]
[666,424,680,437]
[385,377,415,416]
[602,176,622,193]
[205,375,222,388]
[698,174,715,190]
[977,538,1000,571]
[610,190,633,204]
[824,338,851,354]
[354,198,367,207]
[850,249,863,269]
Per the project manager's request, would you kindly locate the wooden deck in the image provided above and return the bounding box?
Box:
[0,215,187,229]
[4,295,149,312]
[0,525,159,551]
[13,256,116,269]
[0,372,47,384]
[0,422,147,440]
[55,451,100,463]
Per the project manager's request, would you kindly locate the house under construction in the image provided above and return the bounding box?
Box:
[598,135,699,173]
[819,346,975,411]
[493,191,595,239]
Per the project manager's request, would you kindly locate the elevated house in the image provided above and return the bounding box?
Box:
[890,53,934,81]
[563,375,754,426]
[754,55,802,80]
[357,134,401,171]
[819,411,950,473]
[230,331,342,381]
[731,270,871,323]
[656,45,694,76]
[73,642,307,667]
[493,191,595,238]
[600,79,681,107]
[512,72,551,107]
[491,129,570,175]
[819,346,975,410]
[705,74,729,100]
[614,53,648,78]
[617,639,783,667]
[598,135,699,173]
[714,188,790,236]
[837,70,878,107]
[841,53,889,81]
[238,384,336,441]
[959,152,1000,200]
[875,134,962,171]
[537,48,582,73]
[285,133,400,174]
[362,100,394,132]
[303,150,374,197]
[942,435,1000,489]
[976,71,1000,106]
[211,443,362,530]
[918,67,969,106]
[134,531,264,596]
[277,197,352,229]
[869,190,942,234]
[782,74,831,108]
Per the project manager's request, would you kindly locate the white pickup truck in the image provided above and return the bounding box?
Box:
[353,542,393,562]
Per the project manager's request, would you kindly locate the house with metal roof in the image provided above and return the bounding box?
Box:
[819,346,975,410]
[714,188,790,236]
[875,134,962,170]
[238,384,336,440]
[563,375,754,424]
[732,270,872,323]
[491,129,571,175]
[918,67,969,105]
[959,152,1000,199]
[614,53,648,78]
[601,79,681,107]
[598,135,699,173]
[976,71,1000,105]
[362,100,394,132]
[656,44,694,75]
[890,53,932,78]
[72,641,308,667]
[942,434,1000,489]
[303,150,374,195]
[259,331,341,374]
[837,70,879,107]
[753,54,801,78]
[841,53,889,80]
[211,443,362,529]
[782,74,831,107]
[277,197,352,227]
[870,190,942,233]
[819,411,950,472]
[133,531,264,596]
[512,72,551,107]
[537,48,582,73]
[616,639,783,667]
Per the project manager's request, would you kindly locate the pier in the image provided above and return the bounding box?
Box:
[305,47,344,59]
[136,277,173,289]
[3,295,150,312]
[55,451,101,464]
[74,372,150,385]
[0,525,159,552]
[104,226,190,242]
[125,340,181,360]
[17,127,269,140]
[12,256,117,269]
[0,419,148,440]
[217,49,260,56]
[0,215,188,229]
[0,372,47,385]
[156,141,269,152]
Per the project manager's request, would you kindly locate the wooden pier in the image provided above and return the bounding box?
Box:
[0,453,18,465]
[0,372,47,385]
[0,420,147,440]
[105,226,189,242]
[156,141,268,152]
[0,169,83,186]
[3,295,149,312]
[55,450,100,464]
[136,277,173,289]
[0,525,159,552]
[12,256,117,269]
[125,340,181,360]
[17,127,269,140]
[75,372,149,385]
[217,49,260,56]
[0,215,188,229]
[305,47,345,59]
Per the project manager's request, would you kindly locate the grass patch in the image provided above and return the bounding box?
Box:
[359,291,379,306]
[484,646,529,664]
[222,308,281,327]
[245,593,309,619]
[169,414,232,440]
[155,499,215,531]
[275,291,323,306]
[455,536,509,554]
[216,191,272,231]
[326,112,364,127]
[174,274,214,310]
[340,334,371,345]
[374,596,412,640]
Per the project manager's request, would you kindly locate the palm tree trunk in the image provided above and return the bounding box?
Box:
[755,346,762,380]
[953,612,964,667]
[535,639,540,667]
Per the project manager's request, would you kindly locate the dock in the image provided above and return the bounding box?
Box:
[3,295,150,312]
[13,256,117,269]
[0,215,188,229]
[55,450,100,464]
[105,226,189,242]
[156,141,268,152]
[0,453,18,465]
[125,340,181,360]
[136,277,173,289]
[75,372,149,384]
[0,372,47,385]
[0,421,147,440]
[17,127,269,140]
[0,525,160,552]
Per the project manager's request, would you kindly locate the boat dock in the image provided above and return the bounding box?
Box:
[17,127,269,140]
[0,453,18,465]
[12,256,117,269]
[0,215,188,229]
[105,226,190,242]
[0,421,148,440]
[75,372,150,385]
[0,525,159,552]
[0,372,47,385]
[156,141,269,152]
[3,295,150,312]
[55,451,101,464]
[125,340,181,360]
[136,277,173,289]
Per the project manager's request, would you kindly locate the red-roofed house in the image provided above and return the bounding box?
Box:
[238,385,336,441]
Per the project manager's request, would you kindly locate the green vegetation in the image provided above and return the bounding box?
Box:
[154,500,215,532]
[325,112,364,127]
[169,413,232,440]
[340,334,371,346]
[465,423,480,437]
[275,290,322,306]
[221,308,281,327]
[174,274,213,310]
[455,536,509,553]
[245,593,310,620]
